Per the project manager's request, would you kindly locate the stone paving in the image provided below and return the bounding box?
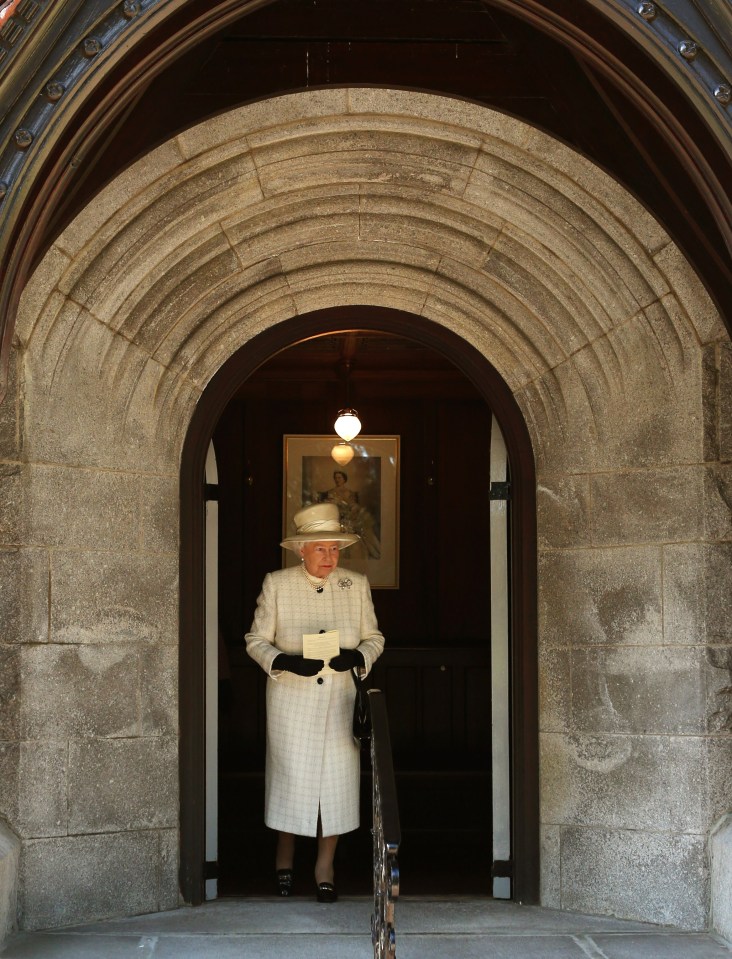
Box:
[2,898,731,958]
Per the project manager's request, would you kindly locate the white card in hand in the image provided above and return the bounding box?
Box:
[302,629,340,674]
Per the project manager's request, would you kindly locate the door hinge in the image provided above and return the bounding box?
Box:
[205,860,219,880]
[489,481,511,501]
[204,483,219,502]
[491,859,513,878]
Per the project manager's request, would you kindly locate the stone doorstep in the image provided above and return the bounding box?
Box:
[3,900,732,958]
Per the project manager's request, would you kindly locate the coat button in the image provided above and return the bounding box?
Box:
[317,677,324,685]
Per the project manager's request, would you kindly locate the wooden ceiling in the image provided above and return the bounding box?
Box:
[236,328,484,401]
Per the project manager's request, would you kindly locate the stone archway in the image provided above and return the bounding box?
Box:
[6,89,730,931]
[177,305,539,905]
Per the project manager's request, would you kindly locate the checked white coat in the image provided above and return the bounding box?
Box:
[246,565,385,836]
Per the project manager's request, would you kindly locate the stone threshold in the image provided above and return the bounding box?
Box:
[3,898,731,958]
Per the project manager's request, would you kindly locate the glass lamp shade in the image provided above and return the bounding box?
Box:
[334,408,361,442]
[331,442,355,466]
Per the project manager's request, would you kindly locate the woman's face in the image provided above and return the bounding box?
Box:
[301,540,340,577]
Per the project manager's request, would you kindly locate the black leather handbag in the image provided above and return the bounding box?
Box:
[351,668,371,748]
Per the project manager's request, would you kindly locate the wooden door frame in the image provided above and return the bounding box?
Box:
[179,305,538,905]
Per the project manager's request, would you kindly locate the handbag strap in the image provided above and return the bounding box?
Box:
[351,667,362,691]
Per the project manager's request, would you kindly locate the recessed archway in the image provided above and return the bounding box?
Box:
[179,305,539,904]
[9,89,727,931]
[2,0,732,407]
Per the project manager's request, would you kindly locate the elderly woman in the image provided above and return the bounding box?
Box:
[245,503,385,903]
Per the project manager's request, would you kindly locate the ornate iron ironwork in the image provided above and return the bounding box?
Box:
[369,690,401,959]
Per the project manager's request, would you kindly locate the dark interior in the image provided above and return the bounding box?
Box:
[213,313,495,895]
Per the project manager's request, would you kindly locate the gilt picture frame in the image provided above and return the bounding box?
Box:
[283,435,400,588]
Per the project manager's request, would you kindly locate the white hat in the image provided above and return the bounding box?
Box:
[280,502,360,552]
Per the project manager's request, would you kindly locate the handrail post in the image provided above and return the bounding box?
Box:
[368,689,401,959]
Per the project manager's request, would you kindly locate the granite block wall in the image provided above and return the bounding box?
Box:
[536,325,732,928]
[1,90,729,933]
[0,341,181,929]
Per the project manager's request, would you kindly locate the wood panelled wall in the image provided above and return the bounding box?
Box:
[213,353,495,785]
[214,395,492,650]
[212,339,498,893]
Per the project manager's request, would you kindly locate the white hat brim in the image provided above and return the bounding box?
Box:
[280,532,360,552]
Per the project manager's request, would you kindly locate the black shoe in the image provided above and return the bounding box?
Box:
[316,881,337,903]
[276,869,294,897]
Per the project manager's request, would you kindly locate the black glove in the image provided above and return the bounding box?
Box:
[273,653,324,677]
[329,648,365,672]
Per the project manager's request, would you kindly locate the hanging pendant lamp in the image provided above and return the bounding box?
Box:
[334,408,361,442]
[331,441,355,466]
[334,355,362,442]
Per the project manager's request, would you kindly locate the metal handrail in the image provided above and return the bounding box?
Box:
[368,689,401,959]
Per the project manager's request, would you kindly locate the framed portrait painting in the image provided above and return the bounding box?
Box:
[283,435,400,588]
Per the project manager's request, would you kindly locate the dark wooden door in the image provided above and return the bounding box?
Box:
[368,647,493,894]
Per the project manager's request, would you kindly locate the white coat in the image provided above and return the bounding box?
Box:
[245,565,384,837]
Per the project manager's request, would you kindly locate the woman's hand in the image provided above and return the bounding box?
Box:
[329,648,365,672]
[273,653,324,677]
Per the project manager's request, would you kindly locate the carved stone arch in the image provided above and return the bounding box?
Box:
[1,0,731,399]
